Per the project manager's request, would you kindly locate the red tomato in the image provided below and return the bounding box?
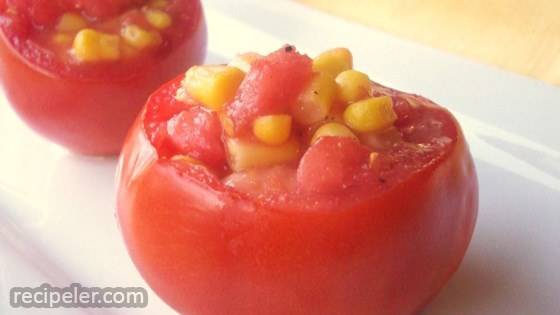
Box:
[117,74,478,315]
[0,0,206,155]
[227,46,313,134]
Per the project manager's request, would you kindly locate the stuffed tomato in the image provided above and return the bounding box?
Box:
[0,0,206,155]
[117,46,478,315]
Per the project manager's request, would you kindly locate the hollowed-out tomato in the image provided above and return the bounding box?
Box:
[0,0,206,155]
[116,47,478,315]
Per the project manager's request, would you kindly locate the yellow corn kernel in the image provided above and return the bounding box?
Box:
[52,33,73,45]
[72,29,120,62]
[148,0,169,9]
[226,137,301,172]
[144,9,172,30]
[336,70,371,103]
[121,24,161,49]
[343,96,397,133]
[253,115,292,146]
[311,122,358,144]
[56,13,88,32]
[228,52,263,73]
[312,48,353,77]
[291,73,338,125]
[183,65,245,111]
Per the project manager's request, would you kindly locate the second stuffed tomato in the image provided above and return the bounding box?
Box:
[117,46,478,315]
[0,0,206,155]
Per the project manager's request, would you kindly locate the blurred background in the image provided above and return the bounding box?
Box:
[298,0,560,86]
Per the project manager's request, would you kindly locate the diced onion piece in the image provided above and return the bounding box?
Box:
[336,70,371,103]
[219,113,235,137]
[344,96,397,133]
[72,29,120,62]
[121,24,162,49]
[311,122,358,144]
[359,126,402,151]
[312,48,353,77]
[253,115,292,146]
[56,13,88,32]
[226,137,300,172]
[183,65,245,111]
[292,73,338,125]
[171,155,202,165]
[228,52,263,73]
[369,152,379,168]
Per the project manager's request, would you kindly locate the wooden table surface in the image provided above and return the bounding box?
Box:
[298,0,560,86]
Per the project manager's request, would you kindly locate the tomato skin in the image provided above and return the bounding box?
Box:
[0,1,206,155]
[117,89,478,314]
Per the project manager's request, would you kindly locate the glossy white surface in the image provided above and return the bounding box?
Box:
[1,0,559,314]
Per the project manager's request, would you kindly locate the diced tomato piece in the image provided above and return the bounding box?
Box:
[29,0,61,27]
[162,106,226,169]
[144,78,190,148]
[6,0,30,11]
[297,136,371,194]
[227,46,313,134]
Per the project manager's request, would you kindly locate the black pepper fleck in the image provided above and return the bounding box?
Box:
[285,46,294,52]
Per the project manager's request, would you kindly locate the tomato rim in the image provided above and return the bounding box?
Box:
[137,75,462,213]
[0,0,203,82]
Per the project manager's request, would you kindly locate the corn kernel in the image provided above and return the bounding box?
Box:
[253,115,292,146]
[313,48,353,77]
[336,70,371,103]
[226,137,301,172]
[343,96,397,133]
[148,0,169,9]
[291,73,338,125]
[144,9,172,30]
[228,52,263,73]
[183,65,245,111]
[311,122,358,144]
[56,13,88,32]
[72,29,120,62]
[121,24,161,50]
[52,33,73,45]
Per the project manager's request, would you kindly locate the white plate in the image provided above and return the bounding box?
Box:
[1,1,559,314]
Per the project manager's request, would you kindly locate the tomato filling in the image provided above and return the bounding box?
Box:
[144,46,457,208]
[0,0,199,79]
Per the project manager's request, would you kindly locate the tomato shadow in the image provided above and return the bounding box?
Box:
[421,158,560,314]
[419,252,509,314]
[47,153,117,218]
